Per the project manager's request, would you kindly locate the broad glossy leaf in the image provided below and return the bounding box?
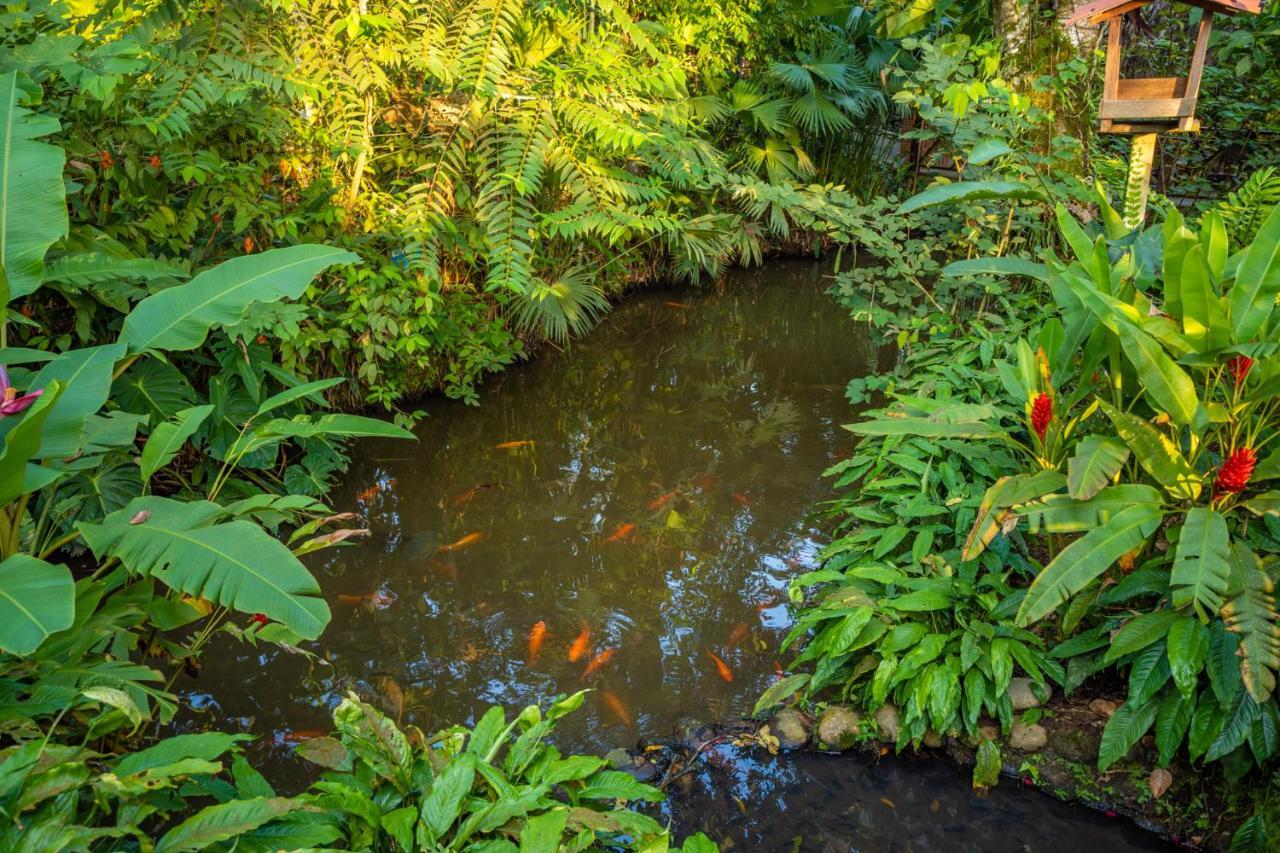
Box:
[0,382,63,505]
[1227,202,1280,343]
[1170,507,1230,617]
[255,378,344,417]
[753,673,810,716]
[154,797,303,853]
[0,554,73,654]
[29,344,125,458]
[0,72,67,299]
[119,245,358,353]
[1167,615,1209,699]
[895,181,1043,215]
[942,257,1048,283]
[140,405,214,482]
[1098,699,1157,770]
[421,753,477,842]
[1020,484,1162,533]
[963,471,1065,560]
[1017,504,1164,625]
[43,253,188,286]
[1106,610,1179,662]
[1067,435,1128,500]
[1099,401,1201,500]
[1115,323,1198,425]
[79,496,330,639]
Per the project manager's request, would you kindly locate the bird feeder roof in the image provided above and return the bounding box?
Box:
[1065,0,1260,26]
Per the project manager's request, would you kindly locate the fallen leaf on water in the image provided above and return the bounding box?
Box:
[880,797,895,809]
[378,675,405,721]
[1148,768,1173,799]
[930,799,940,813]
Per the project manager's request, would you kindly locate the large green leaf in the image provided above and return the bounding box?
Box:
[79,496,330,639]
[111,358,197,421]
[42,253,188,286]
[1115,322,1199,425]
[0,381,63,505]
[1221,551,1280,704]
[1099,400,1201,500]
[155,797,304,853]
[1170,507,1230,618]
[1098,698,1158,771]
[963,471,1065,560]
[140,405,214,482]
[895,181,1042,214]
[1167,615,1209,699]
[119,246,359,353]
[1017,504,1164,625]
[942,257,1049,283]
[1227,202,1280,343]
[29,344,125,459]
[1020,484,1163,533]
[1066,435,1129,500]
[0,554,73,654]
[1177,243,1229,353]
[0,72,67,299]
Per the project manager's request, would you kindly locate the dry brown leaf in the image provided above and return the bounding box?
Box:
[1088,698,1118,717]
[1148,767,1173,799]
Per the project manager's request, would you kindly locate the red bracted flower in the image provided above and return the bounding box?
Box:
[148,155,162,169]
[1216,447,1256,494]
[250,613,268,626]
[99,150,114,168]
[1030,392,1053,441]
[1228,355,1253,386]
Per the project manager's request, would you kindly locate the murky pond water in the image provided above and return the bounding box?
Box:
[188,261,1168,850]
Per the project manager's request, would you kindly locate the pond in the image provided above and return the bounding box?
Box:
[187,261,1169,851]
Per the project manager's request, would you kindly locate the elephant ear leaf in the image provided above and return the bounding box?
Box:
[0,554,74,654]
[79,496,330,639]
[0,71,68,300]
[119,245,359,353]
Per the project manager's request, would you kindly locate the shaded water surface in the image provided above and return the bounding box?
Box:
[190,261,1167,850]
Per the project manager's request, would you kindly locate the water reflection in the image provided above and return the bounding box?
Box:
[661,744,1171,851]
[189,261,879,780]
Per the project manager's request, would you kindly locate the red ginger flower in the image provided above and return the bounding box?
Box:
[1030,392,1053,441]
[1217,447,1256,494]
[1228,355,1253,386]
[148,154,162,169]
[250,613,268,626]
[99,150,113,168]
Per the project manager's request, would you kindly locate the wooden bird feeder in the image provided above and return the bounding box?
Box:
[1065,0,1262,134]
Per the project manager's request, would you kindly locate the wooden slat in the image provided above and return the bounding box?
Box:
[1178,12,1213,131]
[1116,77,1187,99]
[1102,119,1198,135]
[1103,22,1122,101]
[1099,96,1196,119]
[1065,0,1259,26]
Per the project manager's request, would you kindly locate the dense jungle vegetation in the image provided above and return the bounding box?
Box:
[0,0,1278,848]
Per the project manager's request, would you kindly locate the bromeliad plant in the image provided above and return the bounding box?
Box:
[942,199,1280,774]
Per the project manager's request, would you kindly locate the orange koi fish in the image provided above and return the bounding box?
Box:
[773,660,785,677]
[727,622,749,648]
[495,440,535,450]
[425,558,458,582]
[602,690,633,727]
[568,627,591,662]
[280,729,327,744]
[581,648,616,681]
[356,479,396,503]
[663,301,688,309]
[706,649,734,683]
[337,592,394,608]
[451,483,498,506]
[694,473,720,492]
[605,523,636,543]
[528,620,548,663]
[438,532,483,552]
[647,490,680,511]
[732,491,751,507]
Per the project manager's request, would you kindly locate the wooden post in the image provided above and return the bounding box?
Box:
[1123,132,1158,229]
[1178,11,1213,132]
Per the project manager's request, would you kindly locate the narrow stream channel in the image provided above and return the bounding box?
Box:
[188,261,1170,850]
